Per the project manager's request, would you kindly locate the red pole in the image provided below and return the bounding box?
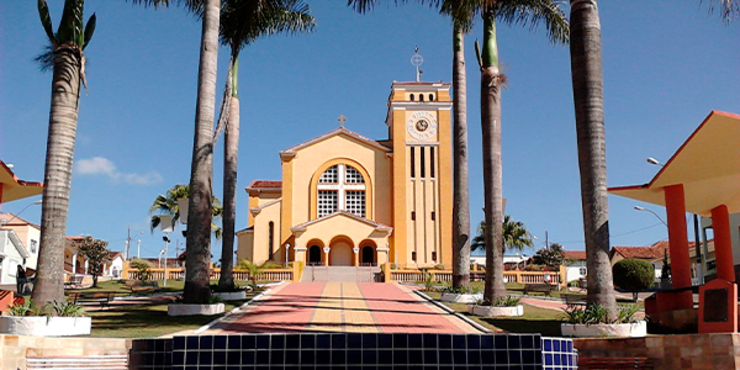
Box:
[711,205,735,282]
[664,184,692,289]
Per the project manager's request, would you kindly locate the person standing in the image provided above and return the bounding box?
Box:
[16,265,27,295]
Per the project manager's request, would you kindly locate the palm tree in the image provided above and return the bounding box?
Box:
[568,0,616,317]
[32,0,97,308]
[471,215,533,253]
[131,0,221,303]
[475,1,568,303]
[149,184,223,239]
[214,0,315,290]
[348,0,476,290]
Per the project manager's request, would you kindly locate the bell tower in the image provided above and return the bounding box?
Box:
[385,79,453,267]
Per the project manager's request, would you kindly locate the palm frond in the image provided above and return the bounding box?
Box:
[220,0,316,51]
[83,13,96,50]
[128,0,204,16]
[57,0,85,46]
[34,44,55,72]
[703,0,740,23]
[37,0,57,45]
[487,0,569,45]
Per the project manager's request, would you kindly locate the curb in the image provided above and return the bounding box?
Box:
[413,290,493,334]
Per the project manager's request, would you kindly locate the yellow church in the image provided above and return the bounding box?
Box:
[236,81,453,269]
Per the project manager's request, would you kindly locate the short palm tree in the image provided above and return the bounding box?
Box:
[471,215,533,253]
[348,0,476,290]
[32,0,97,308]
[214,0,315,290]
[149,184,223,239]
[474,1,568,303]
[131,0,221,303]
[568,0,617,317]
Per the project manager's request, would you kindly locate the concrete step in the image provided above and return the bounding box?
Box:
[302,266,381,283]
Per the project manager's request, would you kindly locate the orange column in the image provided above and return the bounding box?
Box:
[711,205,735,282]
[664,184,692,289]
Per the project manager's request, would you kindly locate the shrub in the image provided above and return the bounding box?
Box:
[613,258,655,301]
[49,300,87,317]
[434,264,446,270]
[8,299,42,317]
[8,299,85,317]
[561,304,643,325]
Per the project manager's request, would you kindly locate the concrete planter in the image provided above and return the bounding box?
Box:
[467,304,524,317]
[561,320,647,338]
[212,290,247,300]
[440,293,482,304]
[168,303,225,316]
[0,316,91,337]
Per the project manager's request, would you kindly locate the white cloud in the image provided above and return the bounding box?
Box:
[75,157,163,186]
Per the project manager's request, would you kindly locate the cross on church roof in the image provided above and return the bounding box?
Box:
[338,115,346,128]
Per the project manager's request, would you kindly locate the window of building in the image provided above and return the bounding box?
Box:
[579,267,587,276]
[268,222,275,260]
[429,94,434,101]
[317,164,366,218]
[410,94,415,101]
[318,190,338,217]
[420,94,425,102]
[319,165,338,184]
[410,147,416,178]
[30,240,37,254]
[345,191,366,217]
[420,147,426,178]
[430,146,435,178]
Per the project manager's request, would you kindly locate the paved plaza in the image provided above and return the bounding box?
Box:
[211,283,479,334]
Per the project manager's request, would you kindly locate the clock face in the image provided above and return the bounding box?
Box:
[407,111,438,141]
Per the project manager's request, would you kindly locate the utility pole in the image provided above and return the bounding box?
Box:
[125,226,131,260]
[545,230,549,250]
[137,240,141,259]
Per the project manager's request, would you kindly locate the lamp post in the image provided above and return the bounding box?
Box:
[285,244,291,268]
[162,234,170,287]
[0,200,42,226]
[125,226,144,261]
[633,206,668,226]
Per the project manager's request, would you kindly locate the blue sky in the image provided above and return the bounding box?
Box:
[1,1,738,262]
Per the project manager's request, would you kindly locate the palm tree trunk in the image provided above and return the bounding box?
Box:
[480,12,506,303]
[452,25,471,290]
[219,54,240,290]
[569,0,617,316]
[33,46,82,308]
[184,0,220,304]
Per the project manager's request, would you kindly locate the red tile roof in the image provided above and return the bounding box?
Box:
[611,240,695,260]
[0,213,40,230]
[247,180,282,189]
[564,251,586,260]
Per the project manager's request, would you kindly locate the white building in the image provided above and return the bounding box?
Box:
[0,213,40,285]
[564,250,588,283]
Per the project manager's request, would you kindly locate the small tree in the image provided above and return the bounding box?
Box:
[532,243,566,269]
[613,258,655,301]
[130,258,153,281]
[75,236,111,288]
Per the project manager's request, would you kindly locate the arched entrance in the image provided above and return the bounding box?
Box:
[330,241,353,266]
[361,246,375,266]
[308,245,322,265]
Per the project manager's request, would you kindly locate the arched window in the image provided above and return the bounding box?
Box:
[317,164,366,217]
[410,94,415,101]
[268,222,274,260]
[429,94,434,101]
[420,94,425,102]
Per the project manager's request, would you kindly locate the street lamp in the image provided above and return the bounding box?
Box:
[646,157,664,166]
[285,244,291,268]
[0,200,42,226]
[633,205,668,226]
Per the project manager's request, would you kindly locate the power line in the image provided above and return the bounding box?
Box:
[557,222,664,245]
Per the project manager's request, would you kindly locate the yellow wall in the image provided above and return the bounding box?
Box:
[235,231,253,263]
[251,200,281,264]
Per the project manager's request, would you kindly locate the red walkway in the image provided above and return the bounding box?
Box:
[213,283,477,334]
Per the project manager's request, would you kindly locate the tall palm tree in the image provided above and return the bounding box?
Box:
[347,0,476,290]
[214,0,315,290]
[568,0,616,317]
[131,0,221,303]
[475,1,568,303]
[471,215,533,252]
[149,184,223,239]
[32,0,97,308]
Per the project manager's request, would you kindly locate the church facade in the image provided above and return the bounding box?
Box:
[236,81,453,268]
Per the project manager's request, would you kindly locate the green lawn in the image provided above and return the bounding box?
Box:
[425,291,564,336]
[66,279,260,297]
[89,297,255,338]
[430,281,582,299]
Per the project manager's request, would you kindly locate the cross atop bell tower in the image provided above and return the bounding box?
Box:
[411,46,423,82]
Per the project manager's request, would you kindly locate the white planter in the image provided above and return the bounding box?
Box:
[0,316,91,337]
[467,304,524,317]
[212,290,247,300]
[561,321,647,338]
[168,303,225,316]
[440,293,482,304]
